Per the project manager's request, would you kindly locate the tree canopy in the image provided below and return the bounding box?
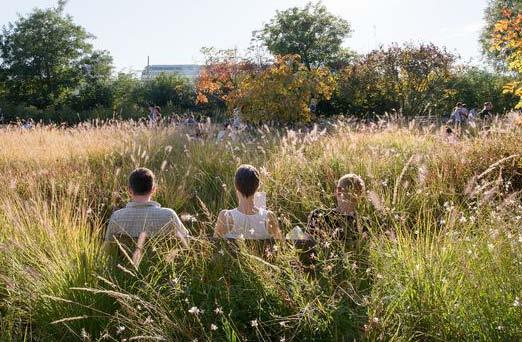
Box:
[0,2,112,108]
[228,55,335,124]
[335,43,456,116]
[489,5,522,107]
[481,0,522,68]
[255,2,351,68]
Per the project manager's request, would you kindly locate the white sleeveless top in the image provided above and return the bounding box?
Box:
[223,208,271,240]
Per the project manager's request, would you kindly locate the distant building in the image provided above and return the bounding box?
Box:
[141,64,201,81]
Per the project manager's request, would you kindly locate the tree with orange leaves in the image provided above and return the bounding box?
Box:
[195,47,255,110]
[227,55,335,124]
[490,6,522,108]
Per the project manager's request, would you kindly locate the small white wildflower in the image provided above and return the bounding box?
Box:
[280,338,286,342]
[279,321,287,327]
[116,326,125,335]
[210,324,218,331]
[188,306,200,315]
[459,215,467,223]
[488,243,494,252]
[214,307,223,314]
[372,317,380,324]
[440,219,446,225]
[251,319,258,327]
[218,249,225,256]
[514,297,520,307]
[144,316,153,324]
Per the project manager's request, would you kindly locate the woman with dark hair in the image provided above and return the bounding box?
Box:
[214,165,282,240]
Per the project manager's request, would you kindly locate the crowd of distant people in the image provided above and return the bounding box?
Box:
[448,101,494,126]
[105,165,366,265]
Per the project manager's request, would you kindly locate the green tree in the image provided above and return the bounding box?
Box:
[255,2,351,68]
[334,43,456,116]
[111,72,144,117]
[142,73,196,111]
[448,66,518,112]
[70,51,115,111]
[0,1,112,108]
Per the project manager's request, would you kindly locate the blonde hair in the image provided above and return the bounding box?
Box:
[337,174,365,195]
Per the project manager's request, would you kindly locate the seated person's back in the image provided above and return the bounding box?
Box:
[307,173,366,241]
[214,164,282,240]
[105,167,189,245]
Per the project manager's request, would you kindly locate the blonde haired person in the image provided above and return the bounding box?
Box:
[307,174,366,241]
[214,165,282,240]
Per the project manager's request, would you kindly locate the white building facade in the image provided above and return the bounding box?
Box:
[141,65,201,81]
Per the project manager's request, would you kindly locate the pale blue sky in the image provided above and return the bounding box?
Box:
[1,0,489,73]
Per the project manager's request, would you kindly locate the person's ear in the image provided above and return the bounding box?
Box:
[151,185,157,195]
[128,186,134,197]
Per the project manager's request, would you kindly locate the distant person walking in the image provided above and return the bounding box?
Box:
[154,106,162,123]
[148,104,156,126]
[478,102,494,120]
[449,102,467,126]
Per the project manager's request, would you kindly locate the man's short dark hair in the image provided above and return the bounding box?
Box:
[235,164,260,198]
[129,168,155,195]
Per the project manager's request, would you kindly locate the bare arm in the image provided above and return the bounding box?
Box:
[267,211,282,239]
[170,212,189,248]
[214,210,232,238]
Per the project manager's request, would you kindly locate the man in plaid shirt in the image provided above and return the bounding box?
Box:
[105,168,189,263]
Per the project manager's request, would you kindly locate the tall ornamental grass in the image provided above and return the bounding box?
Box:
[0,117,521,340]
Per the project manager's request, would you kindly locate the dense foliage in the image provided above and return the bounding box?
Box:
[255,2,352,68]
[195,48,256,113]
[0,2,112,109]
[334,44,455,116]
[228,55,336,124]
[481,0,522,68]
[0,1,519,124]
[489,5,522,108]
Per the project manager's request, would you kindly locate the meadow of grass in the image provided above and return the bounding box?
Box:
[1,116,522,341]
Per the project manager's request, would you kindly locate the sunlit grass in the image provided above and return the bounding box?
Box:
[1,115,521,340]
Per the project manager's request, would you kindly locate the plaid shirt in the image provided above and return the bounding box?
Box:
[105,201,189,241]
